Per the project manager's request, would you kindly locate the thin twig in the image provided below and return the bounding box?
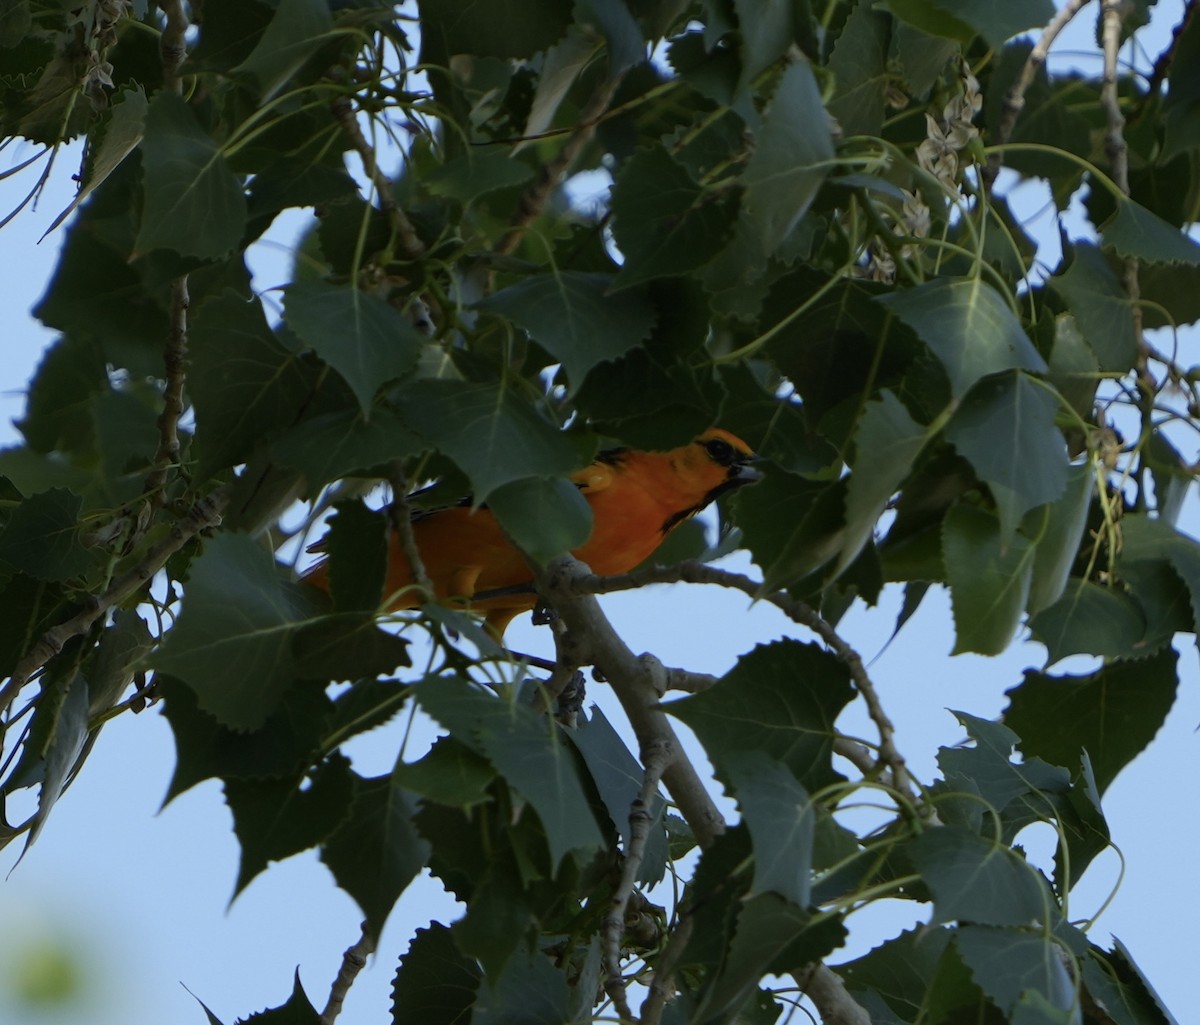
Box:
[384,462,434,602]
[144,273,189,506]
[494,72,626,257]
[330,95,425,260]
[0,488,228,713]
[604,737,672,1021]
[159,0,189,93]
[565,561,913,797]
[794,963,872,1025]
[638,912,693,1025]
[983,0,1090,189]
[320,922,376,1024]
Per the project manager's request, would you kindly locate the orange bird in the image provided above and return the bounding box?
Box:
[307,428,759,636]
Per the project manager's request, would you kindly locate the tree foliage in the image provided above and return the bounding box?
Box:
[1,0,1199,1022]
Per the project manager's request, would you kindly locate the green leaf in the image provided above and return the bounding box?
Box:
[397,380,583,501]
[1029,581,1147,665]
[1045,315,1100,422]
[878,278,1046,398]
[391,923,483,1025]
[743,58,834,254]
[84,610,154,714]
[0,488,91,581]
[841,391,928,575]
[942,505,1034,656]
[450,863,535,979]
[393,736,497,808]
[1101,198,1200,265]
[226,753,355,895]
[415,678,606,868]
[486,476,593,566]
[426,148,535,200]
[726,751,814,907]
[945,371,1069,543]
[472,948,571,1025]
[134,91,247,260]
[609,145,738,288]
[478,272,656,387]
[570,705,668,886]
[320,772,430,940]
[732,0,799,98]
[1082,943,1179,1025]
[840,927,953,1019]
[883,0,1054,47]
[827,0,891,137]
[159,677,334,803]
[284,281,422,412]
[151,533,321,731]
[1118,514,1200,636]
[319,501,388,613]
[16,335,106,456]
[418,0,572,59]
[238,969,321,1025]
[44,86,148,237]
[1049,243,1137,371]
[234,0,333,102]
[189,290,320,481]
[956,925,1075,1016]
[272,407,425,487]
[912,826,1053,927]
[1002,647,1179,794]
[666,640,854,791]
[1026,461,1093,615]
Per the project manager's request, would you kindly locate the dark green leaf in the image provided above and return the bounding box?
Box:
[666,640,853,791]
[1082,942,1179,1025]
[1049,243,1137,371]
[743,58,834,254]
[726,751,814,906]
[226,753,355,895]
[426,148,535,200]
[451,865,535,979]
[418,0,571,59]
[320,773,430,940]
[828,0,891,137]
[487,475,593,566]
[290,615,412,681]
[85,609,153,714]
[1002,647,1179,795]
[320,501,388,613]
[912,826,1053,927]
[1101,199,1200,265]
[478,272,655,387]
[942,505,1034,656]
[391,923,482,1025]
[151,533,321,731]
[271,407,424,486]
[945,371,1069,543]
[878,278,1045,398]
[1045,315,1099,424]
[16,335,106,456]
[1029,581,1147,665]
[393,736,497,808]
[956,925,1075,1015]
[416,678,606,867]
[1026,461,1093,615]
[189,290,319,480]
[472,947,571,1025]
[234,0,333,102]
[609,145,738,288]
[285,281,422,412]
[0,487,91,581]
[237,969,320,1024]
[840,927,953,1020]
[397,380,583,501]
[134,91,246,259]
[886,0,1053,47]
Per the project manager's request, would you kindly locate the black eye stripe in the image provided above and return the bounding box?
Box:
[702,438,737,466]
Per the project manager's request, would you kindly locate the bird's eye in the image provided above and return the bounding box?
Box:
[703,438,736,466]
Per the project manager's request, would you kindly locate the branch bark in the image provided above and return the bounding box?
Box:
[319,922,376,1024]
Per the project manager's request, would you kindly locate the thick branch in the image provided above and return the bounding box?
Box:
[159,0,188,94]
[0,488,228,713]
[384,463,434,602]
[144,273,189,505]
[330,95,425,260]
[320,922,375,1024]
[536,556,726,847]
[983,0,1089,189]
[795,963,872,1025]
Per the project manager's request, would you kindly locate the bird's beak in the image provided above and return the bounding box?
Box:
[732,458,764,485]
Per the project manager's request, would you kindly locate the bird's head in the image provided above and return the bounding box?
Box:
[668,428,762,505]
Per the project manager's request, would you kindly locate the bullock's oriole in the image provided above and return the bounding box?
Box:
[307,428,759,636]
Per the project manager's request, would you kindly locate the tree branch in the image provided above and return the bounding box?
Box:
[330,95,425,260]
[384,463,434,602]
[794,963,872,1025]
[565,561,913,797]
[143,273,189,506]
[319,922,375,1024]
[159,0,189,94]
[603,736,672,1021]
[982,0,1089,189]
[0,488,228,713]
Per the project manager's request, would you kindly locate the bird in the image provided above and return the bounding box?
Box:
[306,428,760,636]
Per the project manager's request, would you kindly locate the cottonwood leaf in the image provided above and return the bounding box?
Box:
[234,0,333,102]
[134,91,246,260]
[152,533,321,731]
[320,772,430,940]
[397,379,584,501]
[1030,581,1147,665]
[285,281,422,413]
[237,969,320,1024]
[478,272,655,387]
[0,487,91,581]
[472,948,571,1025]
[667,640,853,791]
[839,927,953,1018]
[1026,461,1094,615]
[393,737,497,809]
[418,0,571,59]
[487,476,592,566]
[1049,243,1137,370]
[1003,647,1178,795]
[879,278,1045,398]
[956,925,1075,1016]
[426,149,535,199]
[743,58,834,254]
[943,505,1035,656]
[913,827,1053,927]
[1101,198,1200,266]
[945,371,1069,544]
[271,407,424,487]
[318,501,388,614]
[828,0,890,137]
[391,923,483,1025]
